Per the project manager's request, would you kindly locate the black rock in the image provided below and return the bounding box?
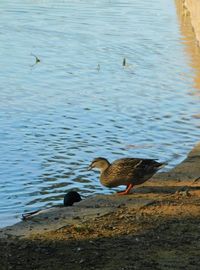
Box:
[63,191,82,206]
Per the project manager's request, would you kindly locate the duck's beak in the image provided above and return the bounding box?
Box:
[88,164,93,171]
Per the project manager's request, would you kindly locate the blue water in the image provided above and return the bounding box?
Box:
[0,0,199,227]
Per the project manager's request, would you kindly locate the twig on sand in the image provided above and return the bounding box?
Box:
[193,176,200,183]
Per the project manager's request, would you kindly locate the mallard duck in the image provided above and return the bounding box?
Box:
[88,157,164,195]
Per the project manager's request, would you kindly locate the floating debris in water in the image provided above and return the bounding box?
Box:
[122,57,135,71]
[123,57,126,66]
[31,53,41,67]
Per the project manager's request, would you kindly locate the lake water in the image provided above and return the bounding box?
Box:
[0,0,200,227]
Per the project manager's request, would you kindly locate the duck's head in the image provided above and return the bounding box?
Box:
[88,157,110,172]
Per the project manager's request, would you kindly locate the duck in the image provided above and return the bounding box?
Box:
[88,157,164,195]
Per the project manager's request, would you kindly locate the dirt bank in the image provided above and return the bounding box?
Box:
[1,188,200,270]
[179,0,200,46]
[1,142,200,269]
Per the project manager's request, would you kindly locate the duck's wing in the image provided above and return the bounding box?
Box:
[110,158,164,178]
[112,158,136,166]
[135,159,164,170]
[108,158,145,180]
[112,158,163,169]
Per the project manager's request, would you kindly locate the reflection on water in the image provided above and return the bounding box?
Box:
[0,0,200,227]
[175,0,200,92]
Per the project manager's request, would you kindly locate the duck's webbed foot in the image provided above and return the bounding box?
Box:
[117,184,134,195]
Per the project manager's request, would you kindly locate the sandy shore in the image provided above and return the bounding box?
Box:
[180,0,200,46]
[0,142,200,269]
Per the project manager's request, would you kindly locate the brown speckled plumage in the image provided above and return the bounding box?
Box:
[88,157,164,194]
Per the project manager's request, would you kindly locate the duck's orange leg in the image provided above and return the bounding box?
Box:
[117,184,134,195]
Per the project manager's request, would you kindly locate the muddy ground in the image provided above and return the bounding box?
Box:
[0,187,200,270]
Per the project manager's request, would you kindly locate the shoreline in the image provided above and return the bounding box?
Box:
[180,0,200,46]
[0,143,200,269]
[1,142,200,239]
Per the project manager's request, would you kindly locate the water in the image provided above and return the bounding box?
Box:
[0,0,199,228]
